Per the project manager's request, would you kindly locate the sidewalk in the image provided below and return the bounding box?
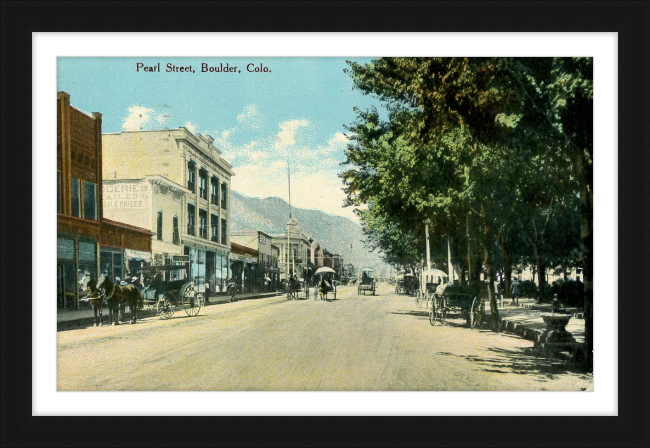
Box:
[473,298,586,364]
[57,290,281,331]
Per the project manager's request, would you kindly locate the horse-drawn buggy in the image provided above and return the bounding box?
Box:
[314,267,337,301]
[286,276,310,300]
[427,282,484,328]
[357,267,376,296]
[140,263,204,319]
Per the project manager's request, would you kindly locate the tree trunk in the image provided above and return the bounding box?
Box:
[498,233,512,299]
[576,151,593,370]
[482,203,499,330]
[531,217,548,301]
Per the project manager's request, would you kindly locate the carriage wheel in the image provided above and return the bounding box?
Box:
[180,283,202,317]
[429,300,437,326]
[157,294,175,320]
[469,297,481,329]
[439,306,447,324]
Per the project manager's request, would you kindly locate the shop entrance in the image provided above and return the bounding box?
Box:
[57,262,77,310]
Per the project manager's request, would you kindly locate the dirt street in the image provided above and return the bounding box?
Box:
[57,284,593,391]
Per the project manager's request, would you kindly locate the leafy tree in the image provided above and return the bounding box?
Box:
[343,57,591,350]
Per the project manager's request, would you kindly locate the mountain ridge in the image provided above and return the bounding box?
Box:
[230,190,384,271]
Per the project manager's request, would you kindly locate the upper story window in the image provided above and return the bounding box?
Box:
[211,214,218,242]
[187,204,196,236]
[187,161,196,192]
[157,211,163,241]
[199,209,208,239]
[71,178,81,218]
[211,176,219,205]
[82,181,97,221]
[221,182,227,209]
[173,216,180,245]
[199,169,208,200]
[221,218,227,245]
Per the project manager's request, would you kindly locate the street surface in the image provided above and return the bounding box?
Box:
[57,284,593,391]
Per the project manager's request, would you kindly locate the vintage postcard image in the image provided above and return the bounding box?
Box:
[56,56,594,392]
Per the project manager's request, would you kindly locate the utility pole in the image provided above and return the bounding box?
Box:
[447,234,453,283]
[287,164,291,297]
[425,221,431,271]
[467,214,471,284]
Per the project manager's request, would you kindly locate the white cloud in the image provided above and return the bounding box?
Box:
[236,104,263,129]
[184,121,197,133]
[328,132,349,146]
[122,105,171,131]
[275,119,309,151]
[122,106,156,131]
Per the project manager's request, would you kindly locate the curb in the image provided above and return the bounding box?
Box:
[472,314,585,365]
[57,292,281,331]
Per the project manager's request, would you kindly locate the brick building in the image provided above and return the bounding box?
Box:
[57,92,151,310]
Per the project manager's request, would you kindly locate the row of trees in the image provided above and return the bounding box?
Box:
[341,58,593,368]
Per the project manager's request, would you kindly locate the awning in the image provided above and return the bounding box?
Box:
[124,249,152,263]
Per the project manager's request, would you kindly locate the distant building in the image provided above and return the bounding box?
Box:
[102,128,234,293]
[272,219,312,281]
[230,242,259,293]
[231,230,280,291]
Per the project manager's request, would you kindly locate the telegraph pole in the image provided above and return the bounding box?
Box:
[425,221,431,271]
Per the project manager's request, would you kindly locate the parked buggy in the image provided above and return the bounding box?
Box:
[428,283,484,329]
[140,263,203,320]
[357,267,376,295]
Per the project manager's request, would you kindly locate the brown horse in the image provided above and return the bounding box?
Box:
[96,273,144,325]
[79,271,106,327]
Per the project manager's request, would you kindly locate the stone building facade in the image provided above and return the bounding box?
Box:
[102,128,234,293]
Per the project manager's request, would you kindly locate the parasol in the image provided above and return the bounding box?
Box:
[315,267,336,275]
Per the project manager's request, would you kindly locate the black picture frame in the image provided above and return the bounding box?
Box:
[2,1,648,447]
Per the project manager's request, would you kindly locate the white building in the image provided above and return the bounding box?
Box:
[102,128,234,292]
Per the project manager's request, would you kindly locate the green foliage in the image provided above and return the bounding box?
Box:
[341,57,591,300]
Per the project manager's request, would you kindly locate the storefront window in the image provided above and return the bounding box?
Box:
[189,248,206,291]
[57,238,75,260]
[71,178,81,217]
[78,241,97,280]
[83,181,97,220]
[100,248,123,281]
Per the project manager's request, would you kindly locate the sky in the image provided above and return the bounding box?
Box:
[57,57,383,221]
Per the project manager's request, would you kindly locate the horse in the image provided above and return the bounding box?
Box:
[319,276,332,301]
[96,272,144,325]
[288,276,300,299]
[78,270,106,327]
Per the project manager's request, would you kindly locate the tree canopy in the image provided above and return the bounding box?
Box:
[342,57,592,366]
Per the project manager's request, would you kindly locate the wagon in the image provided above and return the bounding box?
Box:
[140,263,204,319]
[286,277,310,300]
[428,283,484,328]
[357,267,376,295]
